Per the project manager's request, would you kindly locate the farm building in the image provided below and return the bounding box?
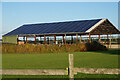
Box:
[2,18,120,48]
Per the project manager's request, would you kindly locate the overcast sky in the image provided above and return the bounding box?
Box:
[1,2,119,39]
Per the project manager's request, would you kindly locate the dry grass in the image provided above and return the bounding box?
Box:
[2,43,87,53]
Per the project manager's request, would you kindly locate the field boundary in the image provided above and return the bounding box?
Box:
[1,69,68,75]
[74,68,119,74]
[1,68,119,75]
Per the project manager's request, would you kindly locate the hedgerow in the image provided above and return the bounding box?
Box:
[2,43,86,53]
[2,41,107,54]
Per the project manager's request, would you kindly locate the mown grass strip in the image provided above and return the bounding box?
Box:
[2,50,119,69]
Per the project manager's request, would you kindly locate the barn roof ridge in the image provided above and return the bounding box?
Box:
[23,18,103,26]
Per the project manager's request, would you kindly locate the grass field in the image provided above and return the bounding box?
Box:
[2,49,119,78]
[2,49,119,69]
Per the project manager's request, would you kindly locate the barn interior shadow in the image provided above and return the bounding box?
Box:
[85,41,120,55]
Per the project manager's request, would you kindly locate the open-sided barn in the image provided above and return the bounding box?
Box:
[2,18,120,47]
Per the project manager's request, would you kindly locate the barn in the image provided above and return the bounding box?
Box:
[2,18,120,48]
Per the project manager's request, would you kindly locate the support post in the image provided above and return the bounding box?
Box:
[76,34,78,44]
[40,37,41,41]
[99,34,101,42]
[23,36,25,44]
[39,36,41,44]
[62,36,64,44]
[70,36,71,44]
[39,36,41,41]
[107,34,109,48]
[79,35,82,43]
[54,35,56,44]
[71,36,73,44]
[49,37,50,44]
[44,35,46,45]
[65,34,67,45]
[69,54,74,80]
[47,37,49,44]
[17,35,19,45]
[110,34,111,48]
[35,35,36,44]
[89,33,91,43]
[26,35,27,44]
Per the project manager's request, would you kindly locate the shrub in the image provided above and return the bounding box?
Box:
[85,41,108,51]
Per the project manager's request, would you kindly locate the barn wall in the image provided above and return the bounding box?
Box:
[2,35,17,44]
[90,19,120,34]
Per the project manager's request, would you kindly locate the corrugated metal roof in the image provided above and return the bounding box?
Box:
[4,19,102,36]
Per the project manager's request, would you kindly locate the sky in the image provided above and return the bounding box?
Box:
[1,2,119,39]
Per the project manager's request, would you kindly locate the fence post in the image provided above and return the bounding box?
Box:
[69,54,74,80]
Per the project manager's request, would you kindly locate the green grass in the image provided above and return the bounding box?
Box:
[2,53,68,69]
[74,51,118,68]
[74,73,119,78]
[2,73,119,78]
[2,49,119,69]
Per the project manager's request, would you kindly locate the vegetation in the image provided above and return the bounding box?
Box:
[2,43,87,53]
[85,41,107,51]
[2,75,68,79]
[2,41,108,54]
[2,48,119,79]
[2,50,119,69]
[74,51,118,68]
[74,73,119,78]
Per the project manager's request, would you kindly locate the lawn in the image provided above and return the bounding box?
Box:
[2,53,68,69]
[2,49,119,69]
